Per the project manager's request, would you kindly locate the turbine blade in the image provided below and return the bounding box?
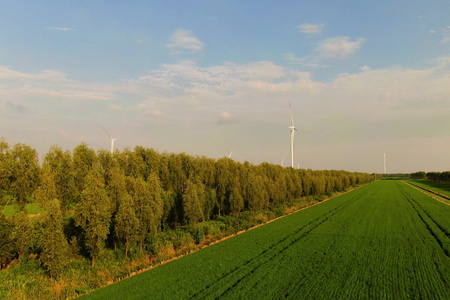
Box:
[102,127,113,140]
[289,101,294,126]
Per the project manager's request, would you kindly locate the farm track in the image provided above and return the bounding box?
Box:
[83,181,450,300]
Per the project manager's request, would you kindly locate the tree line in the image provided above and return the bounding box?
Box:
[409,171,450,181]
[0,138,373,280]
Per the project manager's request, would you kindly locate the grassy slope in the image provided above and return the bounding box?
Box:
[82,181,450,299]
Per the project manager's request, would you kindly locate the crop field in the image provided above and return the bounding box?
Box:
[82,181,450,299]
[407,179,450,199]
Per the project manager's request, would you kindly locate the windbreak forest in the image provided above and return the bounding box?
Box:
[0,138,373,299]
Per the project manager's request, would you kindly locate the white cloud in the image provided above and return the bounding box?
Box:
[316,36,365,59]
[46,27,74,31]
[297,23,325,35]
[441,26,450,43]
[166,29,204,54]
[359,65,370,72]
[0,67,115,101]
[2,58,450,171]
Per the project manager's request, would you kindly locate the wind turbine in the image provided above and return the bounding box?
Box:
[289,102,298,168]
[384,151,387,174]
[226,149,233,159]
[102,127,119,155]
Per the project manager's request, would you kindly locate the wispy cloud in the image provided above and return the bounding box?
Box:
[297,23,325,35]
[441,26,450,43]
[109,103,123,111]
[59,129,70,138]
[166,29,204,54]
[218,111,237,124]
[143,110,163,116]
[0,66,115,101]
[315,36,365,59]
[46,27,74,31]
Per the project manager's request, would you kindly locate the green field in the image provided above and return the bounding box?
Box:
[82,181,450,299]
[407,179,450,199]
[1,203,43,217]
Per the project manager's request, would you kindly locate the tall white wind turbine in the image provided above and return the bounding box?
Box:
[384,151,387,174]
[289,102,298,168]
[227,149,233,159]
[102,127,119,155]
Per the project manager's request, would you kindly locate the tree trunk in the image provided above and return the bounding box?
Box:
[125,236,129,258]
[92,256,95,269]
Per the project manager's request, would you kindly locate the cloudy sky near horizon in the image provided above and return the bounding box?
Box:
[1,1,450,173]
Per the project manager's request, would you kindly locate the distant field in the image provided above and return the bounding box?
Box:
[82,181,450,299]
[408,179,450,199]
[1,203,43,217]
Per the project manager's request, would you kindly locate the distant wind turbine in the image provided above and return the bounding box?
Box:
[384,151,387,174]
[102,127,119,154]
[289,102,298,168]
[226,149,233,159]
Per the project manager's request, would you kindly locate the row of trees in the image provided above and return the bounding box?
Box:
[409,171,450,181]
[0,139,373,279]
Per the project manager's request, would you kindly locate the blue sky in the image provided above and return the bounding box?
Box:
[1,0,450,172]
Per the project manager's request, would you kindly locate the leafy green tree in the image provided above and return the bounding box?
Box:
[147,173,164,232]
[8,143,40,206]
[0,216,14,270]
[0,138,11,196]
[203,186,217,220]
[183,178,204,225]
[115,193,139,258]
[105,162,128,250]
[34,164,57,209]
[229,178,244,215]
[39,198,68,280]
[215,158,234,216]
[11,211,34,262]
[128,176,154,252]
[43,146,76,209]
[75,165,111,268]
[72,143,97,204]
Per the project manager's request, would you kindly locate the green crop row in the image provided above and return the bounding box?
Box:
[83,181,450,299]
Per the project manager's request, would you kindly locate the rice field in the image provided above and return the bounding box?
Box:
[82,180,450,299]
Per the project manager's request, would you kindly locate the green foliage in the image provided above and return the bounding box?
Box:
[0,216,14,269]
[75,166,112,268]
[11,211,34,262]
[39,198,69,280]
[182,178,204,225]
[83,181,450,299]
[115,193,139,258]
[0,138,376,298]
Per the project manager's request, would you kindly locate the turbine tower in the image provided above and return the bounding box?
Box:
[226,149,233,159]
[384,151,387,174]
[102,127,119,155]
[289,102,298,168]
